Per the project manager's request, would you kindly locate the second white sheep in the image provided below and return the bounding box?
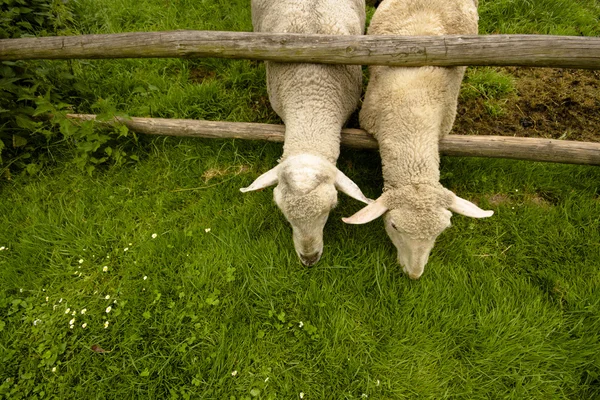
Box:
[343,0,493,278]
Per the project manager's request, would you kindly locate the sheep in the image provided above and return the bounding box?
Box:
[241,0,370,266]
[342,0,493,279]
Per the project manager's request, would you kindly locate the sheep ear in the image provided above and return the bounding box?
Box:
[342,196,388,224]
[240,165,280,192]
[449,194,494,218]
[334,169,372,204]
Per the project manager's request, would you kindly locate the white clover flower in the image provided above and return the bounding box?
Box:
[124,248,129,252]
[152,233,157,239]
[106,306,112,313]
[105,295,110,300]
[103,266,108,272]
[104,321,110,329]
[69,318,75,325]
[65,308,71,314]
[143,276,148,281]
[231,370,238,377]
[79,259,84,264]
[299,393,304,399]
[51,367,56,373]
[205,228,211,233]
[81,308,87,315]
[298,321,304,328]
[82,323,87,329]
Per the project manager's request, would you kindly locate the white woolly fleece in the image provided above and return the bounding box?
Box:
[252,0,366,164]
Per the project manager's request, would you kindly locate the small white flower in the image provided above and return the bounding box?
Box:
[103,266,108,272]
[45,297,49,302]
[124,247,129,252]
[33,319,41,326]
[82,323,87,329]
[105,295,110,300]
[515,189,519,192]
[65,308,71,314]
[231,370,238,377]
[129,243,132,246]
[53,305,58,310]
[69,318,76,325]
[19,288,23,293]
[0,246,5,251]
[361,394,368,398]
[205,228,211,233]
[106,255,110,259]
[142,288,146,291]
[152,233,158,239]
[51,367,56,373]
[104,321,110,329]
[105,306,112,313]
[143,276,148,281]
[71,311,76,316]
[265,377,269,382]
[93,291,98,295]
[299,392,304,399]
[81,308,87,314]
[69,324,74,329]
[59,298,63,303]
[113,300,117,304]
[376,380,380,386]
[79,259,84,264]
[298,321,304,328]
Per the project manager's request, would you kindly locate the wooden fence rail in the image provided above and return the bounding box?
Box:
[2,31,600,69]
[67,114,600,166]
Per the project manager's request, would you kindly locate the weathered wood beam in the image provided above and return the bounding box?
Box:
[66,114,600,166]
[1,31,599,69]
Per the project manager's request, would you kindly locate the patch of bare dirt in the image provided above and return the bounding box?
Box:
[455,68,600,142]
[190,68,216,83]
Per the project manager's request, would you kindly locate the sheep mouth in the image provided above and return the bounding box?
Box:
[299,251,322,266]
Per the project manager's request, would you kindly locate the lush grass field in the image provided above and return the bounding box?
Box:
[1,0,600,398]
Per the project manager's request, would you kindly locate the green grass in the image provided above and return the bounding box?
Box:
[2,0,600,398]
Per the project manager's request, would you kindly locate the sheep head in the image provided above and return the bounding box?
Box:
[342,184,493,279]
[241,154,371,266]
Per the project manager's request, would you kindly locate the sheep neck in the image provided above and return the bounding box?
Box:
[281,115,342,164]
[377,126,441,191]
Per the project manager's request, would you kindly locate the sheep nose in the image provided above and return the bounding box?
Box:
[300,251,321,266]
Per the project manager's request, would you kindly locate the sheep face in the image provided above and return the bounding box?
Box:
[274,176,338,266]
[342,184,493,279]
[383,206,452,279]
[241,154,371,266]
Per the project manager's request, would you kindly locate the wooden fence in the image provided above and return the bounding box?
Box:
[1,30,599,165]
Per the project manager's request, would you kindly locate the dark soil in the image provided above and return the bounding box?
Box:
[454,68,600,142]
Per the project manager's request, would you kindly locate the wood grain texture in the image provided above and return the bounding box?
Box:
[67,114,600,165]
[1,31,599,68]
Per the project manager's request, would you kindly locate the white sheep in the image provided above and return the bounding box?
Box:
[343,0,493,279]
[241,0,370,266]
